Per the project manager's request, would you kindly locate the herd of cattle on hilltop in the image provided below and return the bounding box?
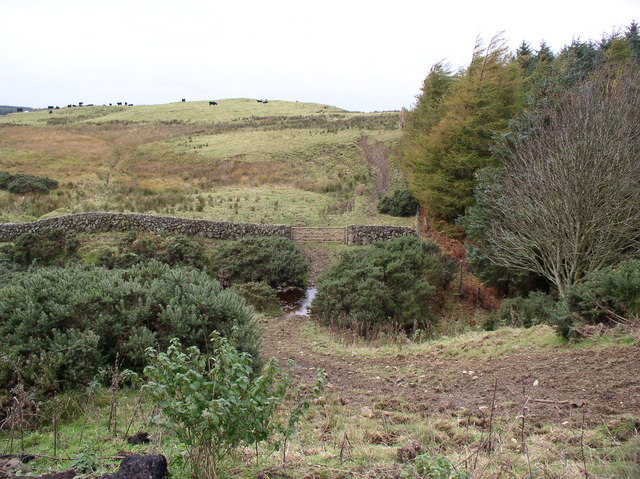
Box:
[27,98,270,113]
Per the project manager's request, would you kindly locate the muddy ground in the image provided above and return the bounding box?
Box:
[262,315,640,427]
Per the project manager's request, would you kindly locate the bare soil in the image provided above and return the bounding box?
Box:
[262,315,640,426]
[358,137,391,199]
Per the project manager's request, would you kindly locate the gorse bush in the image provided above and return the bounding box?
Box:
[0,261,260,393]
[558,259,640,338]
[0,171,59,194]
[486,291,557,330]
[1,229,79,266]
[312,236,454,337]
[96,231,209,270]
[377,189,419,217]
[212,236,308,289]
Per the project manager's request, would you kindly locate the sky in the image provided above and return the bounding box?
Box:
[1,0,638,112]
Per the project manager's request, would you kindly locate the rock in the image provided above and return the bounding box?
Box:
[0,458,31,474]
[98,454,167,479]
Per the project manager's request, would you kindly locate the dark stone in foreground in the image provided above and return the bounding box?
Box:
[0,455,167,479]
[99,455,167,479]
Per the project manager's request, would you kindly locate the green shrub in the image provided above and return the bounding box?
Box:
[558,259,640,338]
[0,171,13,189]
[377,189,419,217]
[413,453,470,479]
[212,236,308,289]
[96,231,209,270]
[312,236,454,337]
[487,291,557,330]
[231,281,282,315]
[0,172,59,195]
[0,261,260,393]
[2,229,79,266]
[144,336,293,478]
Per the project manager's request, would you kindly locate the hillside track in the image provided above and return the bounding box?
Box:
[262,315,640,426]
[358,137,391,198]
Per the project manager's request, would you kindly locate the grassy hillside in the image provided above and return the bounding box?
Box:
[0,99,409,226]
[0,99,349,126]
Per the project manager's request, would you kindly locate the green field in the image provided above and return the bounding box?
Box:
[0,99,409,226]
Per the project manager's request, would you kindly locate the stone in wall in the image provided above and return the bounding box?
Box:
[346,225,417,246]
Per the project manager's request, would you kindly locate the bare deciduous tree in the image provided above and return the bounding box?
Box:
[479,66,640,296]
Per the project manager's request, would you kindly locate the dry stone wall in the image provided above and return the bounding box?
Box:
[346,225,417,245]
[0,213,291,242]
[0,213,417,245]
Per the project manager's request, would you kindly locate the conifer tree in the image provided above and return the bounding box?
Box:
[401,35,524,221]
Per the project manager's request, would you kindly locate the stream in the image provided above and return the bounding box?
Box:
[277,287,317,316]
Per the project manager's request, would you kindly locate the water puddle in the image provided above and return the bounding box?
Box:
[277,287,317,316]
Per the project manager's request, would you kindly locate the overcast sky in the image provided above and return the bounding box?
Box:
[1,0,638,111]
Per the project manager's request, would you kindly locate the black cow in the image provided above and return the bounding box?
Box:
[182,98,186,102]
[17,108,23,112]
[47,106,54,109]
[67,104,72,108]
[78,102,83,106]
[117,102,122,106]
[209,101,218,106]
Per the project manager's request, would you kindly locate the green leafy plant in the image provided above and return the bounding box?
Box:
[413,453,469,479]
[70,449,100,473]
[144,335,323,479]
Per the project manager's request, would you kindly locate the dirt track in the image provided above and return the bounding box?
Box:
[262,315,640,426]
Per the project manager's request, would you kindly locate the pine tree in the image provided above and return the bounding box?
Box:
[536,41,555,63]
[516,41,536,75]
[626,21,640,63]
[401,35,524,221]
